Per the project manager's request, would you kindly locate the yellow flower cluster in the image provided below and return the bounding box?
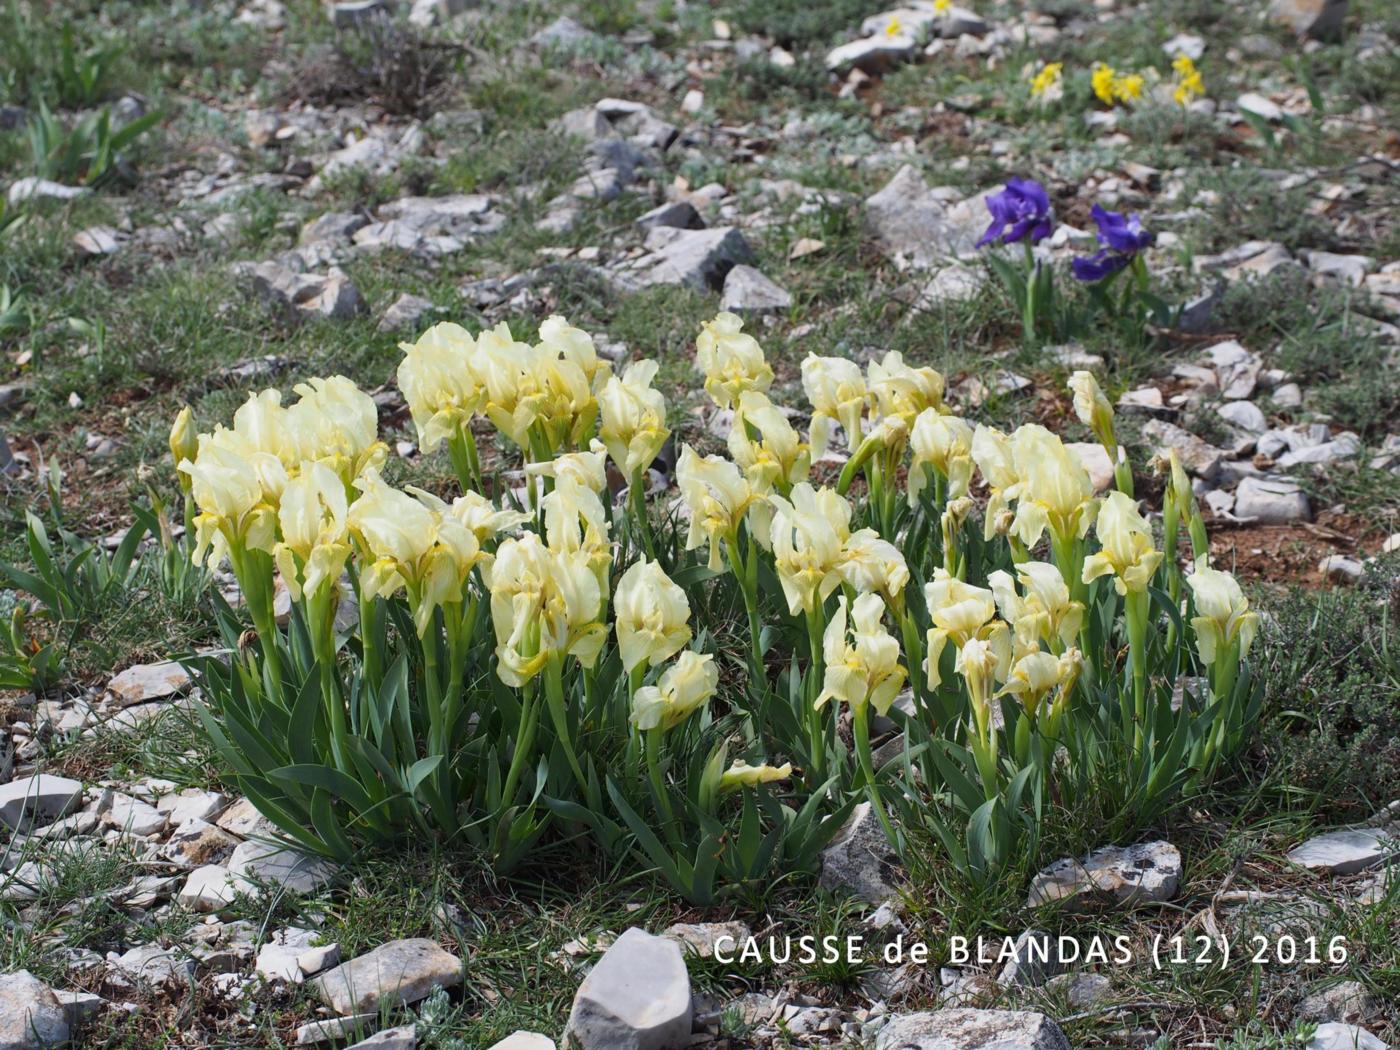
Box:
[1172,55,1205,107]
[1091,62,1144,106]
[1029,61,1063,100]
[175,309,1258,803]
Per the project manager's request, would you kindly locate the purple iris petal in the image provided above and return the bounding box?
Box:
[977,177,1053,248]
[1090,203,1154,254]
[1071,249,1132,282]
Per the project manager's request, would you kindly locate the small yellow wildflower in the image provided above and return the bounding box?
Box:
[1091,63,1117,105]
[1091,62,1144,107]
[1115,72,1144,102]
[1171,55,1205,107]
[885,15,902,35]
[934,0,952,12]
[1029,61,1063,99]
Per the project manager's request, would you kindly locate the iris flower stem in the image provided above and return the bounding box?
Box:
[501,683,540,809]
[853,704,897,846]
[1125,588,1150,757]
[233,545,284,694]
[805,604,828,782]
[545,654,586,790]
[645,726,679,844]
[630,469,658,561]
[1022,239,1039,346]
[449,427,483,494]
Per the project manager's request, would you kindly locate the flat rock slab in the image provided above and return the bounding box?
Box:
[313,938,462,1015]
[874,1008,1071,1050]
[662,921,752,959]
[0,774,84,830]
[1233,476,1312,524]
[1027,840,1181,910]
[1287,828,1396,875]
[865,166,988,269]
[345,1024,417,1049]
[820,801,902,904]
[107,661,190,705]
[107,944,196,988]
[720,265,791,316]
[632,226,754,290]
[488,1034,555,1050]
[0,970,71,1050]
[564,926,692,1050]
[1307,1023,1389,1050]
[178,864,238,912]
[228,839,337,895]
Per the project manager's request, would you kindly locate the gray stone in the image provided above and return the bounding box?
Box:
[105,793,167,836]
[1296,980,1378,1025]
[258,928,340,983]
[826,35,917,75]
[1307,1024,1388,1050]
[0,971,70,1050]
[0,774,84,830]
[563,927,692,1050]
[662,922,752,959]
[1217,400,1267,434]
[228,839,337,895]
[1028,840,1182,910]
[1117,386,1165,414]
[177,864,238,912]
[530,16,600,49]
[635,201,703,231]
[313,938,462,1014]
[1269,0,1348,39]
[1277,434,1360,468]
[377,293,434,333]
[301,212,369,244]
[996,930,1066,988]
[216,796,275,838]
[241,262,366,322]
[164,829,242,880]
[1273,383,1303,409]
[553,107,611,141]
[1304,250,1374,287]
[874,1009,1071,1050]
[488,1034,554,1050]
[1143,419,1224,481]
[108,944,196,988]
[53,988,104,1027]
[1204,341,1262,400]
[7,177,91,204]
[379,194,497,233]
[819,801,901,904]
[634,227,754,291]
[347,1027,417,1050]
[1318,555,1365,584]
[329,0,391,29]
[294,1015,378,1045]
[73,225,123,256]
[865,166,986,268]
[1045,971,1113,1008]
[1287,828,1396,875]
[156,789,229,826]
[1233,476,1312,524]
[721,265,791,316]
[916,263,986,307]
[1237,92,1284,122]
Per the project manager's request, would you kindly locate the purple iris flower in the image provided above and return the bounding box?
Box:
[1071,249,1132,282]
[1089,204,1153,254]
[1071,204,1154,282]
[976,177,1053,248]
